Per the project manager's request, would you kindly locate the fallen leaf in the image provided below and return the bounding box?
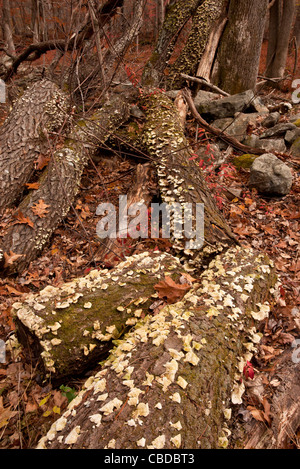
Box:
[25,182,40,190]
[3,251,24,268]
[31,199,50,218]
[154,276,191,304]
[35,154,50,171]
[13,210,34,228]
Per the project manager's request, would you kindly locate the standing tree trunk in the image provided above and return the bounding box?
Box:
[211,0,268,94]
[166,0,229,90]
[265,0,296,78]
[2,0,15,55]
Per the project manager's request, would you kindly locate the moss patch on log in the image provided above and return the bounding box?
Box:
[13,252,187,383]
[37,246,278,449]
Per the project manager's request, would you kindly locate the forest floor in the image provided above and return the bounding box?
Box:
[0,40,299,449]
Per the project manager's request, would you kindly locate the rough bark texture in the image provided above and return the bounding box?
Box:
[142,0,203,87]
[139,89,237,271]
[166,0,229,90]
[265,0,296,79]
[212,0,268,94]
[35,246,277,449]
[0,79,69,213]
[0,90,131,275]
[13,252,186,384]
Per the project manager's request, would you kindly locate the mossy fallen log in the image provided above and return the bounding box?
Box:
[13,252,187,384]
[36,245,278,449]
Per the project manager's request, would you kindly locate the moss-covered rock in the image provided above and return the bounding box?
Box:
[233,154,259,169]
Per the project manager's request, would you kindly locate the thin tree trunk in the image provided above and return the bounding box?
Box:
[265,0,296,78]
[142,0,203,87]
[166,0,228,90]
[2,0,15,55]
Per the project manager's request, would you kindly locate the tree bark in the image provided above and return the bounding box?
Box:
[0,86,131,275]
[265,0,296,78]
[13,251,186,384]
[35,246,277,449]
[2,0,15,56]
[166,0,229,90]
[139,89,237,270]
[0,79,69,214]
[212,0,268,94]
[142,0,203,87]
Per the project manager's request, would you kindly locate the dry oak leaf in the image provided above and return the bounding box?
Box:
[13,210,34,228]
[3,250,24,268]
[31,199,50,218]
[154,275,191,304]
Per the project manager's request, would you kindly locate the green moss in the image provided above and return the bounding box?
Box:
[233,154,259,169]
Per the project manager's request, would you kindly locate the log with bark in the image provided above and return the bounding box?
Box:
[12,251,187,384]
[33,245,277,449]
[0,79,69,214]
[0,85,131,275]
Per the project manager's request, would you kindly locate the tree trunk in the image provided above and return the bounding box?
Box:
[265,0,296,78]
[212,0,268,94]
[142,0,203,87]
[139,89,237,270]
[2,0,15,56]
[35,246,277,449]
[0,85,131,275]
[166,0,229,90]
[13,251,186,384]
[0,80,69,214]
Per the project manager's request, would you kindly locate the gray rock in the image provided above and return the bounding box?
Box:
[256,138,287,153]
[260,122,297,139]
[243,134,260,148]
[243,134,287,153]
[262,112,281,128]
[213,113,260,142]
[249,153,293,196]
[285,128,300,145]
[251,97,269,114]
[193,90,220,108]
[196,89,256,120]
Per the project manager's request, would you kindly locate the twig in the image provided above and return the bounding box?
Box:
[180,73,230,97]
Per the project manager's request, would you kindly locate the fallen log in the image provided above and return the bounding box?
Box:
[35,245,277,449]
[13,251,188,384]
[140,89,237,270]
[0,79,69,213]
[0,90,131,275]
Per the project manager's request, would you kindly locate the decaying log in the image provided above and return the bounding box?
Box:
[0,79,69,213]
[0,92,131,275]
[13,251,187,384]
[140,89,237,270]
[34,246,277,449]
